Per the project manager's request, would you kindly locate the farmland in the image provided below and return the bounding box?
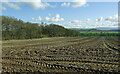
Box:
[79,31,119,34]
[1,37,120,73]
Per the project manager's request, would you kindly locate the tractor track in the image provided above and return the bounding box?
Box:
[2,37,119,73]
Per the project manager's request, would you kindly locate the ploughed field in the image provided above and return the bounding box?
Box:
[1,37,120,73]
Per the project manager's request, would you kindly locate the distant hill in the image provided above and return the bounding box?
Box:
[95,27,119,31]
[69,28,97,31]
[69,27,120,32]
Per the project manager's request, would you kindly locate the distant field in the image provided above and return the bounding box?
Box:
[80,31,119,34]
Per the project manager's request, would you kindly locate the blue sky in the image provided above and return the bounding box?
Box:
[1,1,118,29]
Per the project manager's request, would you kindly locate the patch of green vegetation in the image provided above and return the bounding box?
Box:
[78,30,120,37]
[80,31,119,34]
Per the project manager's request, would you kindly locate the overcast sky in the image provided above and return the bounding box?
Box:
[1,0,118,29]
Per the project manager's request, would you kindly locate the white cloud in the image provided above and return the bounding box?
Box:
[105,14,118,22]
[6,3,20,10]
[65,20,85,28]
[31,14,118,29]
[48,13,52,16]
[32,14,64,22]
[71,20,80,23]
[2,0,42,2]
[114,14,118,18]
[22,0,55,10]
[60,18,64,21]
[50,15,64,22]
[65,14,118,28]
[61,0,87,8]
[32,16,42,22]
[21,0,41,2]
[51,17,55,22]
[45,17,50,21]
[55,18,59,22]
[0,6,7,11]
[26,2,55,10]
[38,16,42,21]
[61,2,71,7]
[72,0,87,8]
[100,17,103,21]
[95,15,118,28]
[32,18,35,20]
[95,19,98,22]
[96,17,103,22]
[3,0,87,10]
[3,0,21,10]
[2,0,55,10]
[56,14,60,18]
[87,18,90,21]
[109,16,112,19]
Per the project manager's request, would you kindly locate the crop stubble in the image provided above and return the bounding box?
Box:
[1,37,120,73]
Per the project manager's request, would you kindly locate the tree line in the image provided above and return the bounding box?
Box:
[1,16,119,40]
[1,16,79,40]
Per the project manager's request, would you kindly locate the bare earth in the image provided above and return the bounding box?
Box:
[1,37,120,73]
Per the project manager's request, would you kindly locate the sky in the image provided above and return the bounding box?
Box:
[0,0,119,29]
